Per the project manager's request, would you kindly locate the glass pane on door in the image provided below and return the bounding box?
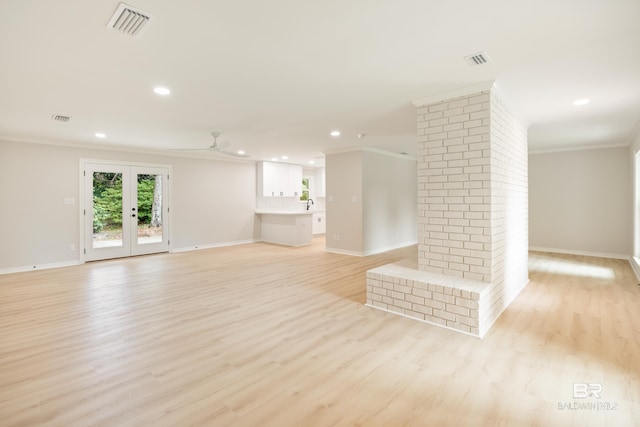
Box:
[136,173,163,245]
[92,172,124,248]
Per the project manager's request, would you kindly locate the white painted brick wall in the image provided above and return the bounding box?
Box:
[417,92,493,282]
[481,88,529,333]
[367,84,528,338]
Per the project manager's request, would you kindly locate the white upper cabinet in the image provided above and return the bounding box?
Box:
[258,161,276,197]
[257,161,303,197]
[288,164,302,198]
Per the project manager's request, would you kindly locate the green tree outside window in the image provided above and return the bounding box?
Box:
[300,178,309,201]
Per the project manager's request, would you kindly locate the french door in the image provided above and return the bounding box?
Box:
[83,162,170,261]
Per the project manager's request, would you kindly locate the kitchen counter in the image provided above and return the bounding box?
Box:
[254,209,314,215]
[255,210,313,246]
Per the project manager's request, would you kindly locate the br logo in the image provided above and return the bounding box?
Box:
[573,383,602,399]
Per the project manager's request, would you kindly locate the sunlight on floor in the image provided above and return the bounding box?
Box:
[529,254,615,280]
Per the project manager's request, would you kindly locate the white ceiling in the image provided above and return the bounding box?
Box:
[1,0,639,166]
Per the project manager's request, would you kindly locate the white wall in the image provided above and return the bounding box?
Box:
[529,146,631,257]
[170,156,258,248]
[325,148,417,256]
[630,129,640,278]
[0,139,258,272]
[631,130,640,255]
[325,150,363,255]
[634,149,640,257]
[362,150,417,255]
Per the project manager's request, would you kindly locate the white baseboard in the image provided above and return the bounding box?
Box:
[0,260,81,275]
[326,241,417,258]
[529,246,630,260]
[363,240,418,256]
[171,239,258,253]
[630,257,640,283]
[1,240,260,274]
[324,247,364,257]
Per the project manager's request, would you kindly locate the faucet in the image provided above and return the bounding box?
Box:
[306,198,315,211]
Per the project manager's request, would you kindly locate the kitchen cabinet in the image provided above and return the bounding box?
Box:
[255,210,313,246]
[257,161,302,197]
[288,164,302,197]
[312,211,326,235]
[259,161,276,197]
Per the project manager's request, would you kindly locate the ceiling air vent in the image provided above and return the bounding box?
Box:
[52,114,71,122]
[107,3,151,37]
[464,52,491,66]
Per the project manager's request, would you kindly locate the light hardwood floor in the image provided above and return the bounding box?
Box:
[1,238,639,426]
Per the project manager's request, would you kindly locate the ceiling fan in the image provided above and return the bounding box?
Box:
[172,132,250,158]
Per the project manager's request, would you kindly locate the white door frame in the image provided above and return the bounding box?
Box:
[79,159,172,263]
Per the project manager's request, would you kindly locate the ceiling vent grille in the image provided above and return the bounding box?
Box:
[464,52,491,66]
[52,114,71,122]
[107,3,150,37]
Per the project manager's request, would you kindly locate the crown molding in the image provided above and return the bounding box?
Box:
[324,146,416,161]
[0,135,256,164]
[529,142,630,155]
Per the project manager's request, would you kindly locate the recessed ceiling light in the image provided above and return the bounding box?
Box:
[573,98,590,106]
[95,132,106,138]
[281,156,288,160]
[271,157,278,161]
[153,86,171,95]
[357,133,366,139]
[308,160,315,165]
[237,150,245,155]
[330,130,340,137]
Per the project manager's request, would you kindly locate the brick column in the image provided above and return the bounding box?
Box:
[417,92,493,281]
[366,82,528,337]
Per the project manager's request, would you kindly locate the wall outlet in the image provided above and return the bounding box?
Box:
[69,243,75,251]
[332,234,340,241]
[351,195,357,202]
[328,196,333,202]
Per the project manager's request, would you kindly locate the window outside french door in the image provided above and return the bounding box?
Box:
[83,161,170,261]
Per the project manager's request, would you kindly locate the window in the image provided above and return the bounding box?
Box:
[300,177,310,201]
